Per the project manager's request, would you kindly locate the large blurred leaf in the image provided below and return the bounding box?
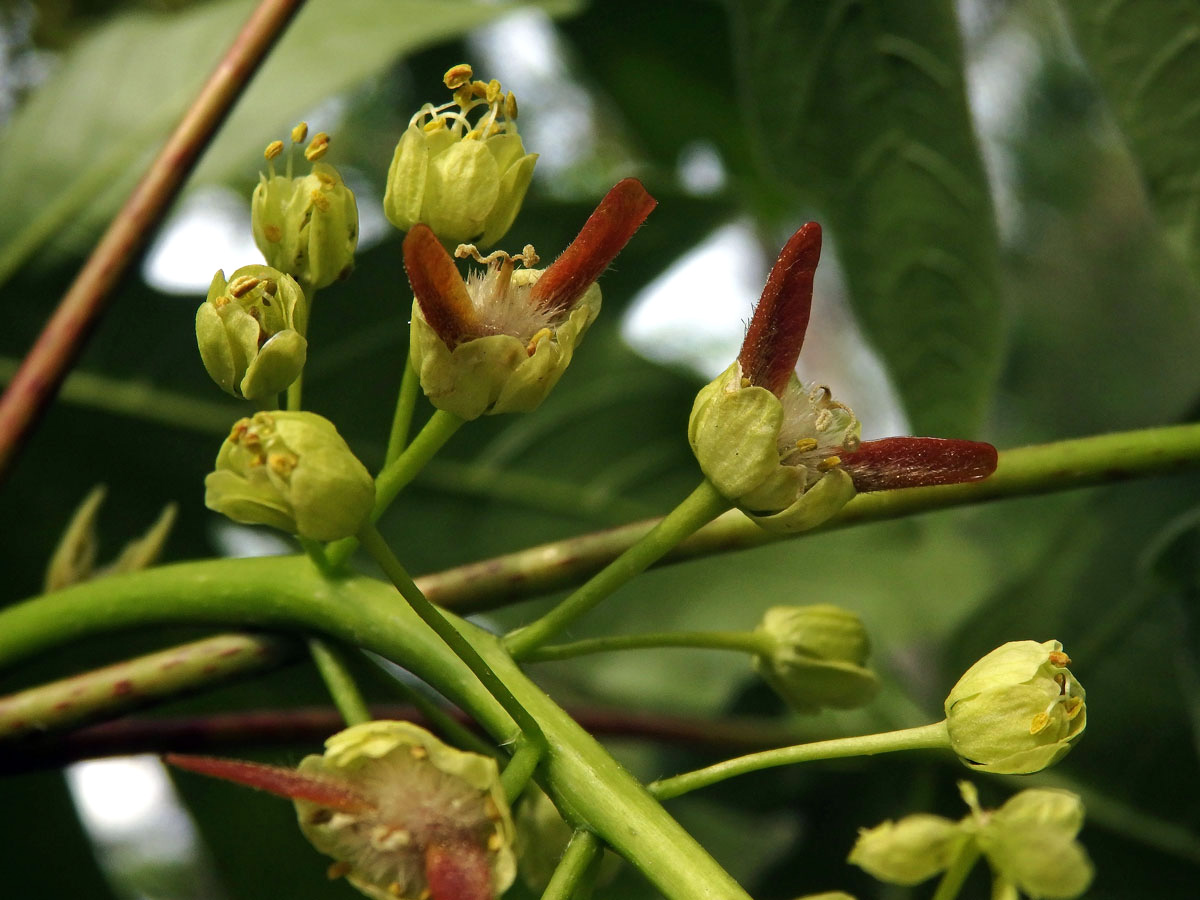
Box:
[0,0,581,279]
[728,0,1004,436]
[1061,0,1200,285]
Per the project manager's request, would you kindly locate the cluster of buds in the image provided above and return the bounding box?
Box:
[689,223,998,532]
[196,265,307,400]
[850,781,1093,898]
[204,411,374,541]
[167,721,516,900]
[386,64,537,247]
[753,605,880,713]
[945,640,1086,774]
[403,177,655,420]
[252,122,359,290]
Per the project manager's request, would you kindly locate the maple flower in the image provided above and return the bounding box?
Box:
[167,721,516,900]
[689,223,998,532]
[402,177,656,420]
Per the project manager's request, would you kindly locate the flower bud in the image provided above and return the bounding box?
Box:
[196,266,308,400]
[252,128,359,289]
[964,782,1093,898]
[753,605,880,713]
[403,179,655,420]
[385,64,537,247]
[848,814,968,885]
[204,411,374,541]
[944,640,1086,774]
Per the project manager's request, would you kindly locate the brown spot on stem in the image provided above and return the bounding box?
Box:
[738,223,821,396]
[404,225,480,348]
[839,437,998,493]
[112,679,134,697]
[531,178,656,314]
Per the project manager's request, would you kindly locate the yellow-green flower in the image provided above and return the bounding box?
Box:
[945,640,1086,774]
[385,63,536,247]
[204,411,373,541]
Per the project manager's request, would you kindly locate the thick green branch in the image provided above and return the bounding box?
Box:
[0,558,751,900]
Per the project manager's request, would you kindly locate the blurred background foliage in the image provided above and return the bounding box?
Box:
[1,0,1199,897]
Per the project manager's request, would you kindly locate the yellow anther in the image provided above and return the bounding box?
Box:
[212,294,230,309]
[262,279,278,296]
[739,377,752,388]
[506,90,518,119]
[794,437,819,453]
[443,63,473,89]
[291,121,308,144]
[464,129,481,141]
[248,452,266,468]
[263,224,282,243]
[416,889,430,900]
[1064,697,1084,718]
[310,190,331,212]
[453,84,474,108]
[228,275,260,298]
[483,795,501,821]
[486,78,502,104]
[471,79,489,98]
[389,883,405,898]
[487,830,504,852]
[263,140,284,161]
[409,744,428,760]
[326,861,351,880]
[816,455,842,472]
[268,452,298,478]
[488,122,502,137]
[422,116,447,133]
[1029,711,1051,734]
[305,132,330,161]
[316,171,335,187]
[526,327,553,355]
[1048,650,1071,667]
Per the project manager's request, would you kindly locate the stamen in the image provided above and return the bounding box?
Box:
[506,91,519,119]
[305,132,331,162]
[443,64,473,89]
[1049,650,1071,667]
[1030,712,1051,734]
[291,122,308,144]
[263,140,284,161]
[794,438,819,453]
[327,862,351,880]
[526,328,553,355]
[817,455,841,472]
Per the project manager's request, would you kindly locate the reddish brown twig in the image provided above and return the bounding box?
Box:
[0,0,307,483]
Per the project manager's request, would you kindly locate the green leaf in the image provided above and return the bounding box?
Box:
[729,0,1004,436]
[0,0,582,283]
[1061,0,1200,284]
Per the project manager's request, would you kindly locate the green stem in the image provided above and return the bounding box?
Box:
[0,633,295,740]
[325,409,464,567]
[500,737,544,804]
[991,874,1019,900]
[541,830,601,900]
[385,353,421,465]
[356,524,545,748]
[524,630,769,663]
[287,285,314,413]
[930,842,982,900]
[649,721,951,800]
[504,479,731,658]
[0,558,751,900]
[423,422,1200,616]
[306,638,371,726]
